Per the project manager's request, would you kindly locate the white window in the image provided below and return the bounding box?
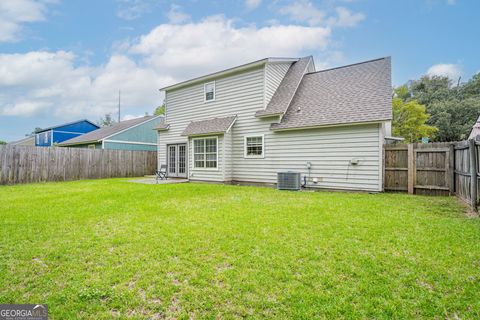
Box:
[193,137,217,169]
[88,144,96,149]
[244,135,264,158]
[43,132,49,144]
[35,134,40,145]
[204,82,215,102]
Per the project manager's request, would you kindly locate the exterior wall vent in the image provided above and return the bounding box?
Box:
[277,172,301,190]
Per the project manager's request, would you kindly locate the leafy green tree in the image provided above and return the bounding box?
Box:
[154,103,165,116]
[428,97,480,141]
[392,97,438,143]
[98,113,116,127]
[399,73,480,141]
[462,72,480,98]
[410,75,453,106]
[0,140,6,145]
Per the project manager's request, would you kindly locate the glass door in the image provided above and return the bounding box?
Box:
[168,145,177,176]
[167,144,187,178]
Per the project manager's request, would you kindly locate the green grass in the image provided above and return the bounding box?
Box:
[0,179,479,319]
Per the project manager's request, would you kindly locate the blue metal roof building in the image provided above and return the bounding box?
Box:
[35,119,99,147]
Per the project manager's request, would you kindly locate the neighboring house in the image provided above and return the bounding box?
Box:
[156,56,392,191]
[468,115,480,140]
[8,135,35,146]
[59,116,162,151]
[35,119,99,147]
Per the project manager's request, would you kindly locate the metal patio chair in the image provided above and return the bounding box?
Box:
[155,164,167,183]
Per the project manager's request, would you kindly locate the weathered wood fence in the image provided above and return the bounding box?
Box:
[0,145,157,185]
[384,140,480,210]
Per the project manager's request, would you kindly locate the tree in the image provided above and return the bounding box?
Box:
[427,97,480,141]
[392,97,438,143]
[0,140,6,145]
[410,75,452,106]
[98,113,116,127]
[462,72,480,98]
[399,74,480,141]
[154,103,165,116]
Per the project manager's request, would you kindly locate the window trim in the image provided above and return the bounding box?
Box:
[204,81,216,103]
[192,136,219,171]
[244,134,265,159]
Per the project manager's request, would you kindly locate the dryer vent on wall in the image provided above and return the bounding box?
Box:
[277,172,301,190]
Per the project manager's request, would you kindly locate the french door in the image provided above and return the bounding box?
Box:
[167,144,187,178]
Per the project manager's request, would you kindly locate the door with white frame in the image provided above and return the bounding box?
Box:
[167,143,187,178]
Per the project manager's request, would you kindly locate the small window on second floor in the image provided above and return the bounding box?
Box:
[204,82,215,102]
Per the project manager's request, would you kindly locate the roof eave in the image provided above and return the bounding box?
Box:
[58,139,100,147]
[181,131,226,137]
[270,119,391,132]
[155,125,170,131]
[255,112,283,118]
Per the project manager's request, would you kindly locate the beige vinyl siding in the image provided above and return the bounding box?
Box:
[264,62,292,107]
[159,65,266,182]
[223,130,233,181]
[158,62,384,191]
[231,123,382,191]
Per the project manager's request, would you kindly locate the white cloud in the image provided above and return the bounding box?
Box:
[245,0,262,10]
[278,0,326,26]
[447,0,456,5]
[330,7,365,27]
[0,15,337,119]
[116,0,150,20]
[427,63,462,80]
[0,51,168,118]
[129,15,330,80]
[122,114,146,120]
[166,4,191,24]
[0,0,55,42]
[278,1,364,28]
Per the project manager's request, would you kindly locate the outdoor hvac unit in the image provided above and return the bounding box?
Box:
[277,172,301,190]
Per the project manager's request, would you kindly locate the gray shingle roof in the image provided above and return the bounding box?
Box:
[271,57,392,131]
[154,120,170,130]
[59,116,160,145]
[181,116,237,136]
[255,56,313,117]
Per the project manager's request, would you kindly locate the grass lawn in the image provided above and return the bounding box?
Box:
[0,179,479,319]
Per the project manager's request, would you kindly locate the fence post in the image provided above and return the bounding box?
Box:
[449,143,455,194]
[468,139,478,211]
[407,143,415,194]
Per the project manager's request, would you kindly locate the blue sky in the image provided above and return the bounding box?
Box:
[0,0,478,142]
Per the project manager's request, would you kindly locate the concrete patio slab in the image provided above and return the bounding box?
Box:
[128,177,189,185]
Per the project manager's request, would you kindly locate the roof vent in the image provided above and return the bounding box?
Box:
[277,172,301,190]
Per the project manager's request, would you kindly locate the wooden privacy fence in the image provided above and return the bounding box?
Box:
[0,145,157,185]
[384,140,480,210]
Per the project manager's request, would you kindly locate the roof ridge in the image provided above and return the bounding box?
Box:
[305,56,390,76]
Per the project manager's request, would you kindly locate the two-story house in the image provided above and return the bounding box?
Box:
[156,56,392,191]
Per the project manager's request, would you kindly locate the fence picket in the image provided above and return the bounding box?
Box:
[0,146,157,185]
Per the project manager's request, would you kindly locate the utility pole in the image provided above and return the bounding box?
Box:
[118,90,121,122]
